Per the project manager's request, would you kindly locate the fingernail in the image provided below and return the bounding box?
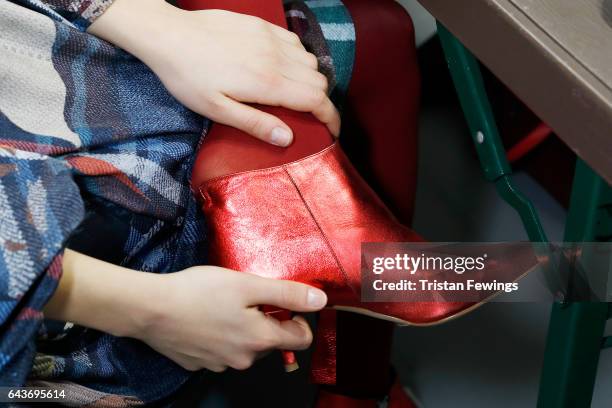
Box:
[307,288,327,308]
[270,127,292,147]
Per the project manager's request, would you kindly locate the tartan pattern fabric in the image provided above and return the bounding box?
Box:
[286,0,354,108]
[0,0,354,404]
[305,0,355,106]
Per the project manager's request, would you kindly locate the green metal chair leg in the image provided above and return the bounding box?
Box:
[538,160,609,408]
[436,23,547,243]
[436,23,612,408]
[539,303,607,408]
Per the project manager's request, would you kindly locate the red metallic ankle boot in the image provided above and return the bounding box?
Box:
[197,142,481,325]
[182,0,539,379]
[182,0,525,332]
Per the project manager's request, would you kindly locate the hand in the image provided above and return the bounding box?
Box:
[45,250,328,373]
[88,0,340,146]
[138,267,327,372]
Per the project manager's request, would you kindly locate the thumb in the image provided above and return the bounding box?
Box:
[247,276,327,312]
[209,96,293,147]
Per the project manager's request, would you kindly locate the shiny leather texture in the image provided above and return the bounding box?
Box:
[198,142,473,325]
[320,0,421,389]
[310,309,338,385]
[180,0,424,384]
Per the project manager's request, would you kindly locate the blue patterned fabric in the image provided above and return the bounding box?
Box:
[0,0,354,404]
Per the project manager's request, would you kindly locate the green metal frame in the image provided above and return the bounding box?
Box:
[436,24,547,244]
[537,160,609,408]
[436,23,612,408]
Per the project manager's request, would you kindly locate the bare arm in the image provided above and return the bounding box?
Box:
[44,249,161,338]
[44,249,327,372]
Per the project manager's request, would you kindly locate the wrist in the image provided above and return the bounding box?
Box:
[88,0,178,62]
[45,249,166,340]
[117,272,167,340]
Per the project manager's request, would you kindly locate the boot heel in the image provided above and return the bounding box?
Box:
[262,307,299,372]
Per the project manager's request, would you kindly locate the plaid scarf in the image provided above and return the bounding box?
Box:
[0,0,354,405]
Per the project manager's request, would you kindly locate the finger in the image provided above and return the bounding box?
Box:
[269,315,314,351]
[310,93,341,137]
[173,350,217,372]
[281,63,328,91]
[246,276,327,312]
[231,78,341,137]
[280,44,319,69]
[206,364,228,373]
[208,96,293,147]
[276,83,339,137]
[227,353,256,371]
